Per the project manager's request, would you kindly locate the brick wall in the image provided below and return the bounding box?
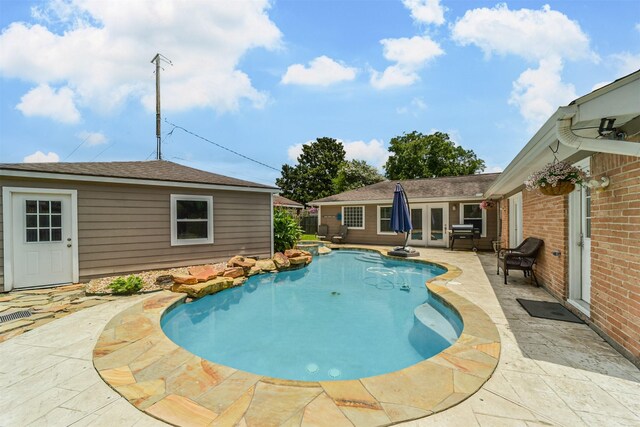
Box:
[521,190,569,300]
[590,153,640,360]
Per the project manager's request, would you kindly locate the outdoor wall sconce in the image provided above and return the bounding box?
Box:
[586,176,610,191]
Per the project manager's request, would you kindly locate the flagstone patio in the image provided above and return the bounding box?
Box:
[0,248,638,426]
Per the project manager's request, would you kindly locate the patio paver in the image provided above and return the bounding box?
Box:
[0,248,637,426]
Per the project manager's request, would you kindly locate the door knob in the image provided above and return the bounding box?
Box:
[67,243,72,247]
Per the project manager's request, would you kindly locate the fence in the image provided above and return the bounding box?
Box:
[299,215,318,234]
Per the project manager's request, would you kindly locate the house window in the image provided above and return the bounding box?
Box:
[25,200,63,243]
[378,206,394,234]
[461,203,486,237]
[342,206,364,229]
[171,195,214,246]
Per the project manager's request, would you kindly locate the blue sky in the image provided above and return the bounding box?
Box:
[1,0,639,186]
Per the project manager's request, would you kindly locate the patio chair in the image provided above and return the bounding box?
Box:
[317,224,329,241]
[497,237,544,286]
[331,225,348,244]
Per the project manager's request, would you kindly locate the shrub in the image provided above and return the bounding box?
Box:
[108,275,143,295]
[273,208,302,253]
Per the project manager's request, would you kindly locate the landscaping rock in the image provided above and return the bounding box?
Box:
[284,249,304,258]
[171,277,234,298]
[155,275,174,286]
[289,256,309,266]
[255,259,277,272]
[228,256,256,271]
[222,267,245,279]
[233,277,248,287]
[247,266,262,277]
[318,246,332,255]
[188,265,224,282]
[172,275,198,285]
[273,252,290,269]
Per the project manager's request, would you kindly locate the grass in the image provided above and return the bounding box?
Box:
[300,234,317,241]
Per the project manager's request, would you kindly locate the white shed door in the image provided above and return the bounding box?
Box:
[12,194,74,288]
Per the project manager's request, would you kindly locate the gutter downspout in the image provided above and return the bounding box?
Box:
[556,106,640,156]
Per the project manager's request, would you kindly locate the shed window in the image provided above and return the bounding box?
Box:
[342,206,364,229]
[460,203,486,237]
[171,195,214,246]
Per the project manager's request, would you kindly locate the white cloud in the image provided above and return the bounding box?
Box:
[24,150,60,163]
[451,4,596,62]
[397,97,427,115]
[611,52,640,76]
[286,139,389,169]
[451,4,596,127]
[287,143,305,163]
[402,0,445,26]
[484,165,504,173]
[0,0,282,118]
[77,131,107,146]
[16,84,80,123]
[281,56,357,86]
[509,58,577,130]
[344,139,389,169]
[371,36,444,89]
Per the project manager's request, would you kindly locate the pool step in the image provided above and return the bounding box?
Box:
[413,304,459,343]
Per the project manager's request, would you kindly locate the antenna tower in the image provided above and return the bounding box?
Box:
[151,53,172,160]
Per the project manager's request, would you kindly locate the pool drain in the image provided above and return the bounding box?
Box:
[306,363,319,373]
[328,368,341,378]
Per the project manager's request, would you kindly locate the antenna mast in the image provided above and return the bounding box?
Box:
[151,53,172,160]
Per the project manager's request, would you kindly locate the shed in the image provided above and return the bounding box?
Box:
[0,160,278,291]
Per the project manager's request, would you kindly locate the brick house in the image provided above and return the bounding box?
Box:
[484,70,640,365]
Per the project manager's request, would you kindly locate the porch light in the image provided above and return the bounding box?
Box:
[586,176,610,191]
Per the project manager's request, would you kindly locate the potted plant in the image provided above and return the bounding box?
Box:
[479,200,494,209]
[524,161,587,196]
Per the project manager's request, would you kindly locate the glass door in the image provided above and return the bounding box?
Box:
[408,206,425,246]
[427,203,449,247]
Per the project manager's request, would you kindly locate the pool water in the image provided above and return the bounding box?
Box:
[161,250,463,381]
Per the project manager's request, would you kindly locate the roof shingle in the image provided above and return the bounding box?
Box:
[310,173,501,203]
[0,160,277,190]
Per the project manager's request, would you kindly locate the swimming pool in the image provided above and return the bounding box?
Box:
[161,250,462,381]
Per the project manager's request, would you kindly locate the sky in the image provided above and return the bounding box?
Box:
[1,0,639,187]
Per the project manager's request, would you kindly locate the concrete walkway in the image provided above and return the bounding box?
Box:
[0,249,638,426]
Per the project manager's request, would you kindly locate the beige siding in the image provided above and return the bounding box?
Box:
[320,202,498,250]
[1,178,272,289]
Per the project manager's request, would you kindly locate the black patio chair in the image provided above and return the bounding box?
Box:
[317,224,329,241]
[497,237,544,286]
[331,225,348,244]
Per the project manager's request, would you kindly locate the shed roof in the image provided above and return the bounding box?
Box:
[273,195,304,208]
[0,160,278,190]
[310,173,501,204]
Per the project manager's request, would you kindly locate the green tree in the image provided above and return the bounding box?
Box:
[384,131,485,180]
[332,159,385,193]
[276,137,346,204]
[273,208,302,253]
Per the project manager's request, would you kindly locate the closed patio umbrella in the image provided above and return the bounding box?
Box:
[388,183,419,257]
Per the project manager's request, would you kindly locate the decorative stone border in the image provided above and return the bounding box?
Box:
[93,249,500,426]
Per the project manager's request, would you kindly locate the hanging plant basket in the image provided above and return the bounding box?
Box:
[538,181,575,196]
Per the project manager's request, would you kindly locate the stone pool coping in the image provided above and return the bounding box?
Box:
[93,248,500,426]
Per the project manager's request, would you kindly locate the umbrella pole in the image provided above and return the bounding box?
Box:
[403,231,409,250]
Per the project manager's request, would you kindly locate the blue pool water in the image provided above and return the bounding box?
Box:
[161,250,463,381]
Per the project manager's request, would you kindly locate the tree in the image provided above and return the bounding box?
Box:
[384,131,485,180]
[276,137,346,204]
[332,159,385,193]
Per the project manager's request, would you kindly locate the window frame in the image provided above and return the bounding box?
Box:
[377,205,395,235]
[170,194,214,246]
[460,203,486,237]
[341,205,365,230]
